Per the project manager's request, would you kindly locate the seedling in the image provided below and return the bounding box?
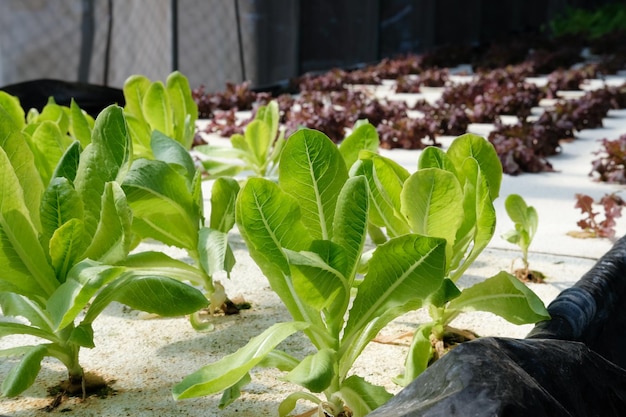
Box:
[353,133,549,384]
[501,194,544,282]
[0,104,207,398]
[569,192,625,239]
[120,73,241,327]
[120,132,239,329]
[173,128,448,416]
[195,100,285,179]
[172,131,549,416]
[123,71,198,157]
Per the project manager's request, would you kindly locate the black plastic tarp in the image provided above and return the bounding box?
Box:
[368,235,626,416]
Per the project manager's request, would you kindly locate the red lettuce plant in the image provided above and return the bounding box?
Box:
[395,68,450,93]
[572,193,625,239]
[591,134,626,183]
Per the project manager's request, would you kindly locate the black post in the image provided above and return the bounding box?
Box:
[171,0,179,71]
[78,0,95,82]
[103,0,113,86]
[234,0,247,82]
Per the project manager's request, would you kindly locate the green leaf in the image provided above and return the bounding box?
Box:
[338,375,393,416]
[0,345,42,358]
[49,218,86,280]
[125,113,153,158]
[449,158,497,281]
[76,265,207,326]
[36,98,69,134]
[418,146,458,175]
[219,373,251,409]
[278,391,322,417]
[332,176,369,284]
[51,140,81,182]
[502,228,521,245]
[446,133,502,201]
[243,120,271,171]
[123,74,151,124]
[0,293,53,331]
[200,159,246,179]
[284,348,335,393]
[258,350,300,372]
[197,227,235,278]
[119,250,211,288]
[401,168,464,264]
[0,322,57,341]
[28,120,68,186]
[255,100,280,143]
[110,275,208,316]
[1,345,47,397]
[504,193,528,224]
[150,130,197,182]
[0,147,57,298]
[74,105,132,239]
[394,323,434,386]
[504,193,538,240]
[122,158,199,249]
[82,182,132,265]
[236,178,311,275]
[447,271,550,324]
[209,177,240,233]
[0,120,44,229]
[342,235,446,368]
[47,261,125,329]
[40,176,84,250]
[142,81,173,137]
[279,129,349,240]
[191,169,205,226]
[69,99,93,148]
[166,71,198,149]
[172,321,310,399]
[69,323,95,348]
[427,278,462,308]
[0,91,25,130]
[236,179,321,329]
[230,133,249,153]
[339,122,380,169]
[286,242,347,311]
[354,152,411,237]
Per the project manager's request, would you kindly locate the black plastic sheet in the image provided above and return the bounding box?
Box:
[368,235,626,416]
[368,337,626,417]
[1,79,124,118]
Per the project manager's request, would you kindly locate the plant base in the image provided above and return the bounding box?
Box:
[44,372,111,411]
[513,268,546,283]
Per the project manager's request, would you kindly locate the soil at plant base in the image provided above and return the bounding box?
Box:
[514,268,547,283]
[430,326,479,364]
[44,372,111,412]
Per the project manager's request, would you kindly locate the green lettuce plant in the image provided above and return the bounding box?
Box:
[352,133,550,384]
[194,100,285,179]
[501,193,543,281]
[0,91,94,188]
[120,131,240,328]
[172,129,450,416]
[3,78,237,329]
[0,103,208,397]
[123,71,198,157]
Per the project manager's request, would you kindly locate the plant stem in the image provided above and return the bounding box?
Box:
[49,326,84,382]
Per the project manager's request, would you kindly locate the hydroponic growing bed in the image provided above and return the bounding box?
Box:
[2,31,626,416]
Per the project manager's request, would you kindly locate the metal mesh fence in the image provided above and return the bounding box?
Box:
[178,0,243,91]
[1,1,602,93]
[0,0,249,92]
[0,1,84,86]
